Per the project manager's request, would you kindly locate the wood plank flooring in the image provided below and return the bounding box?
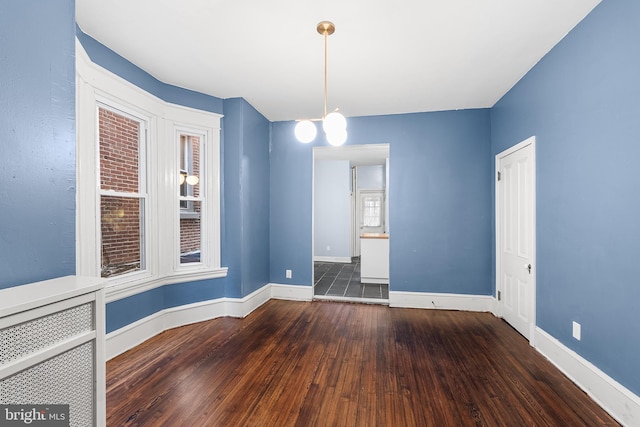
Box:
[106,300,619,426]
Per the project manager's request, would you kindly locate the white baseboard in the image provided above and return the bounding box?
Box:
[313,256,352,263]
[106,284,272,360]
[106,310,166,361]
[535,327,640,426]
[270,283,314,301]
[389,291,496,313]
[108,287,491,360]
[224,285,272,318]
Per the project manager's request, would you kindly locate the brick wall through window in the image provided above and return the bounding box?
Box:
[99,107,143,277]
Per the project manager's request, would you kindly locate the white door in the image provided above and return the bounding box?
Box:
[497,137,536,342]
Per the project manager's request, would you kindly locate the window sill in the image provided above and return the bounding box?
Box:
[104,267,228,303]
[180,211,200,220]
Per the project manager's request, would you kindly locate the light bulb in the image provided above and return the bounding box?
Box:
[179,174,185,185]
[186,175,199,186]
[294,120,317,143]
[322,111,347,134]
[326,128,347,146]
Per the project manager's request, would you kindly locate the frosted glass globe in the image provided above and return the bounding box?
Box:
[322,111,347,134]
[326,128,347,146]
[294,120,317,143]
[185,175,199,186]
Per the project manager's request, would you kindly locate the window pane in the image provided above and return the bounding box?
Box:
[179,133,202,264]
[99,107,140,192]
[101,196,144,277]
[363,196,382,227]
[180,201,201,264]
[98,106,146,278]
[179,135,200,201]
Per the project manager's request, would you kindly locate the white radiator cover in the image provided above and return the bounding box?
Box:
[0,276,105,427]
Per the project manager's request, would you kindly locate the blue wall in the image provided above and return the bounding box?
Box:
[271,110,493,294]
[0,0,77,289]
[106,280,227,332]
[6,0,636,401]
[222,98,271,298]
[491,0,640,395]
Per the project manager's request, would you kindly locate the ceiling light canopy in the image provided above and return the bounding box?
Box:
[295,21,347,146]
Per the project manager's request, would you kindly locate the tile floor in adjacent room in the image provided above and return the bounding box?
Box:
[313,257,389,300]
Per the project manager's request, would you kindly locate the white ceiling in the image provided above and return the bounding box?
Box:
[76,0,600,122]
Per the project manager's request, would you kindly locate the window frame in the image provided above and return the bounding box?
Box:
[97,102,150,280]
[179,134,199,215]
[174,127,207,269]
[76,40,226,303]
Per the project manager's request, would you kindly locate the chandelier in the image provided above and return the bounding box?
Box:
[294,21,347,146]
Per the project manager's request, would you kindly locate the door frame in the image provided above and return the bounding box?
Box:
[312,144,390,291]
[495,136,537,345]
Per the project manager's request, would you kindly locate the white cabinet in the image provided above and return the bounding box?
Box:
[360,234,389,284]
[0,276,106,427]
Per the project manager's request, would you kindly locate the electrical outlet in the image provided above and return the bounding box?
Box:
[572,321,581,340]
[326,245,331,251]
[286,269,292,279]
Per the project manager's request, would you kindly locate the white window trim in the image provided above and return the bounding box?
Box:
[96,101,151,282]
[179,134,198,214]
[76,39,227,303]
[172,125,209,272]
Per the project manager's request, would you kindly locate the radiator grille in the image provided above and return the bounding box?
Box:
[0,303,93,365]
[0,342,95,427]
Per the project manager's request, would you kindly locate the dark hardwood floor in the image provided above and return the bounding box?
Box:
[106,300,619,426]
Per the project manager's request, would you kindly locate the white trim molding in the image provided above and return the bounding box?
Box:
[270,283,314,301]
[389,291,496,313]
[535,328,640,426]
[106,283,310,360]
[314,295,388,305]
[104,267,228,303]
[313,256,352,263]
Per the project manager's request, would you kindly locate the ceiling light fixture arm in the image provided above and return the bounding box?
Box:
[317,21,334,118]
[294,21,347,146]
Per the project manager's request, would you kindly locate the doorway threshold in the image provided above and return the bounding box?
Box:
[313,295,389,306]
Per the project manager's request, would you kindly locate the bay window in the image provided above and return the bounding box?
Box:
[76,43,226,302]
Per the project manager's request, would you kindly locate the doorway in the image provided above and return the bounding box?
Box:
[496,136,536,343]
[312,144,390,302]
